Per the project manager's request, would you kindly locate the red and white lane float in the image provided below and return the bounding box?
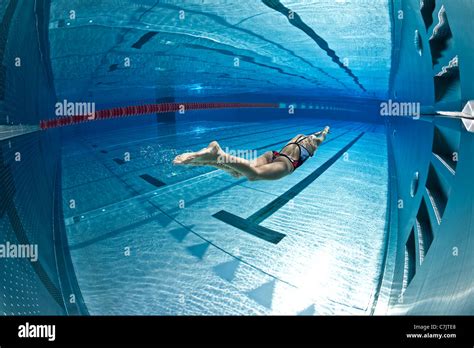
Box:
[39,102,280,130]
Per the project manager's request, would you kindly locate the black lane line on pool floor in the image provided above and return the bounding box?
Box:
[260,0,366,92]
[68,125,357,242]
[66,121,328,191]
[70,121,355,248]
[156,2,347,90]
[69,122,357,232]
[213,132,365,244]
[139,174,166,188]
[105,122,331,190]
[104,120,319,166]
[94,121,285,156]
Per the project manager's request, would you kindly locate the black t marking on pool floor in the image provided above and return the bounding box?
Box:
[213,132,365,244]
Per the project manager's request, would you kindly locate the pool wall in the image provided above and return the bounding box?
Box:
[380,0,474,314]
[1,0,473,315]
[0,0,87,315]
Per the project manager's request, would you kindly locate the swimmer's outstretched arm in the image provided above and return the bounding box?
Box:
[311,126,330,145]
[313,126,330,136]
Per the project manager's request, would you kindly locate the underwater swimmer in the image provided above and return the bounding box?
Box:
[173,126,330,181]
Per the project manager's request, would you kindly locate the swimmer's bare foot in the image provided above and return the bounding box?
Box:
[173,141,221,165]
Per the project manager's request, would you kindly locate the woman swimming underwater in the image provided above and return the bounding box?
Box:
[173,126,330,181]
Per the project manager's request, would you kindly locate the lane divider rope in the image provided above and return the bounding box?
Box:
[40,102,280,130]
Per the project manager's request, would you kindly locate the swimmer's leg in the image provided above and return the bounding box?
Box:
[174,143,286,180]
[186,161,243,178]
[252,151,274,167]
[173,141,222,165]
[217,152,290,181]
[185,151,274,178]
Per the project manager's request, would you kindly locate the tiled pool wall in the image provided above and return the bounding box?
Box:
[383,0,474,314]
[1,0,473,315]
[0,0,87,315]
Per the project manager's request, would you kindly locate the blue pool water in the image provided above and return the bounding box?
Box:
[2,0,473,318]
[50,3,393,318]
[62,118,388,315]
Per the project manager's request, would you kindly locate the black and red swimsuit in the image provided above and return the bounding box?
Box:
[272,135,312,171]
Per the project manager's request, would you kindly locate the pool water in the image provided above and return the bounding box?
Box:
[62,117,388,315]
[2,0,472,318]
